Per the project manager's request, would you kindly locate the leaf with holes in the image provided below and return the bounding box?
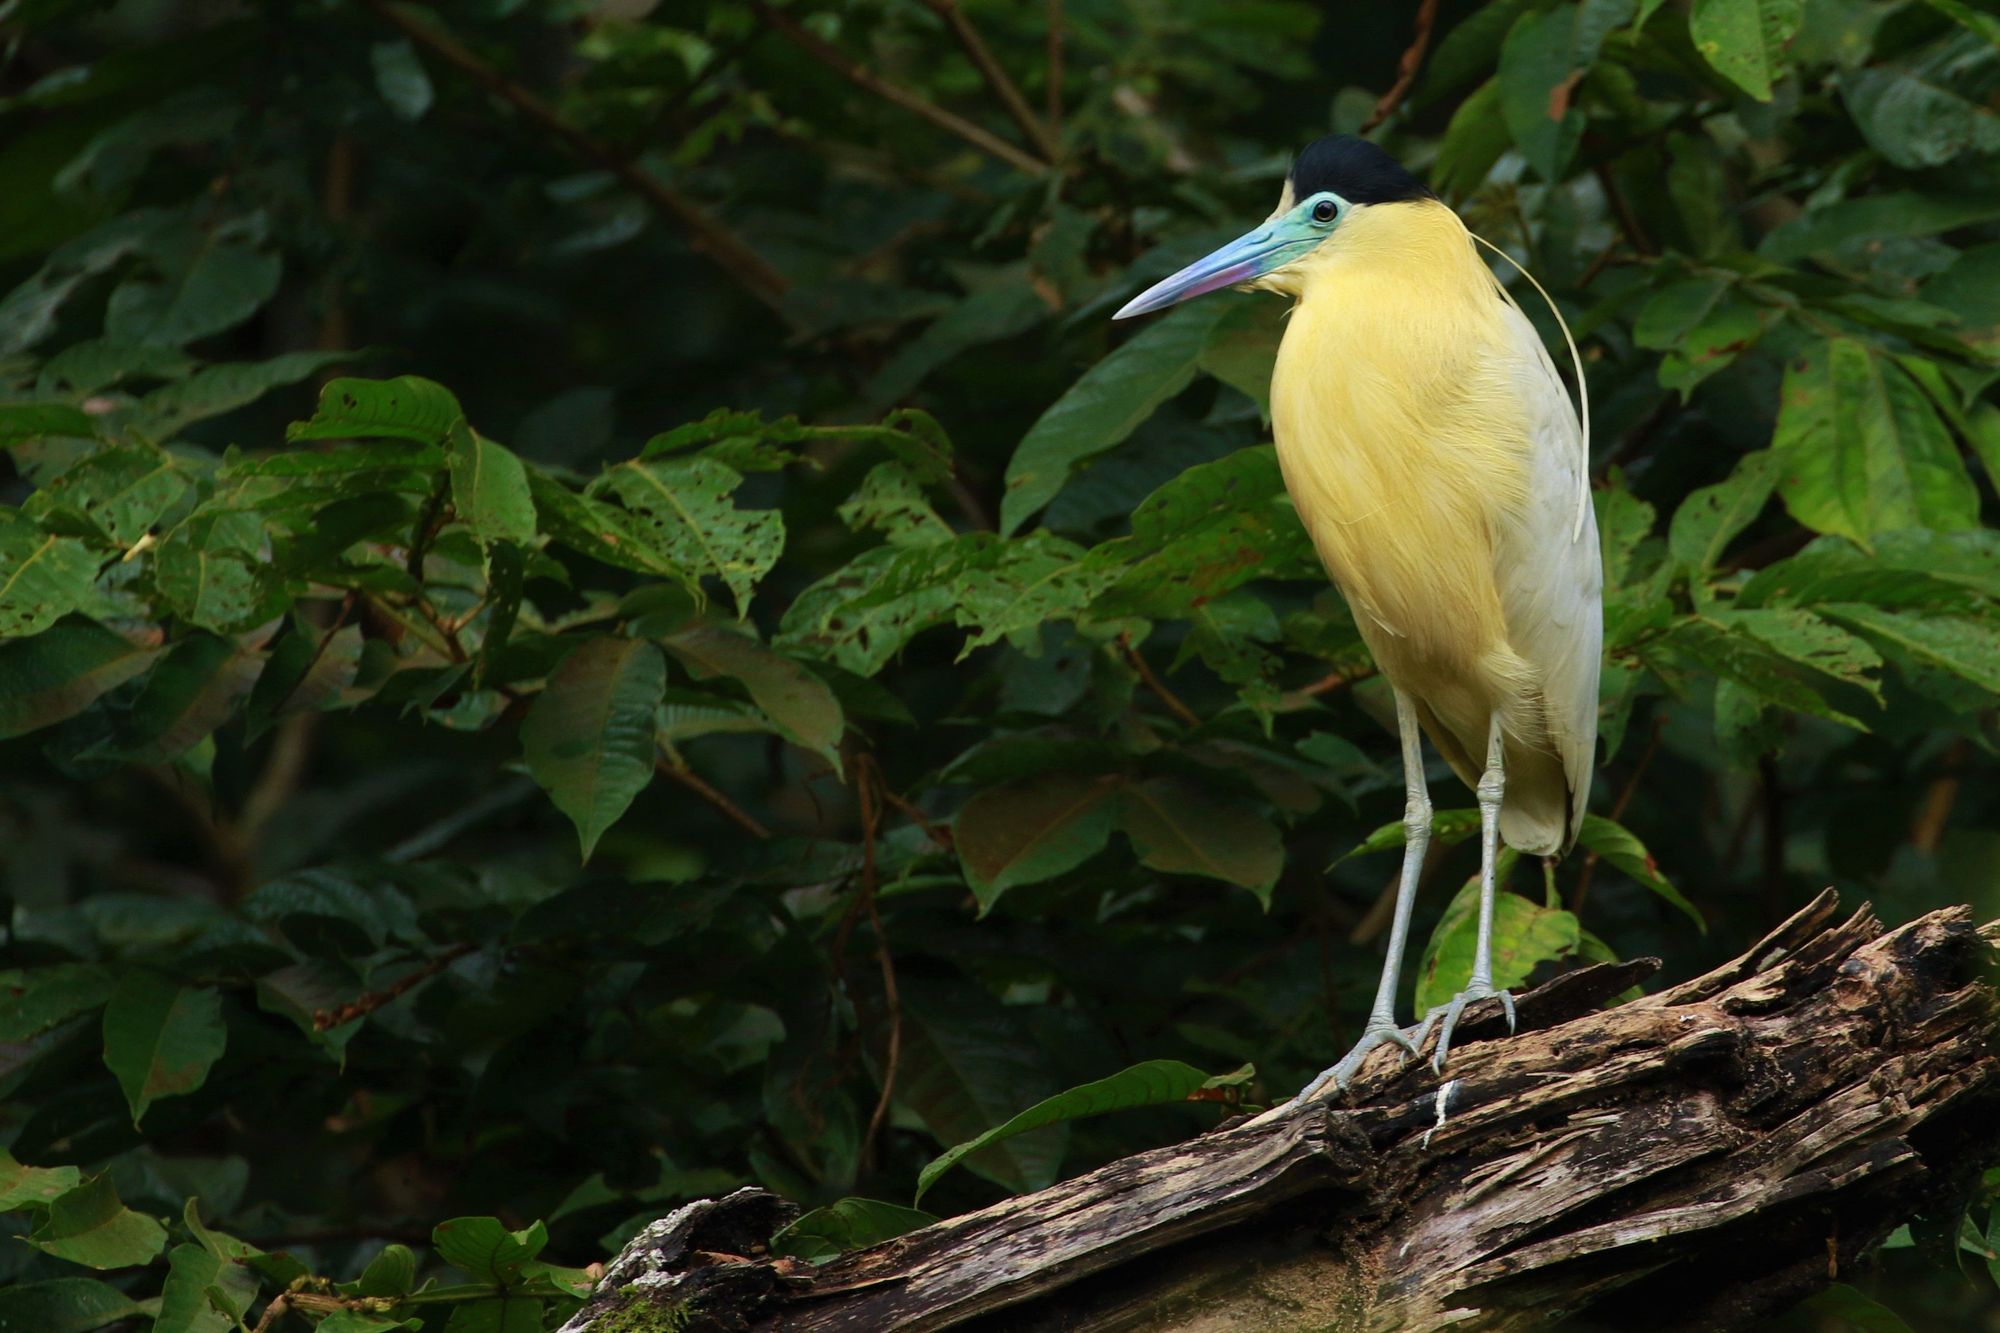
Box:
[592,456,783,615]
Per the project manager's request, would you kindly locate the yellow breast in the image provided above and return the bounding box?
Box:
[1267,200,1533,694]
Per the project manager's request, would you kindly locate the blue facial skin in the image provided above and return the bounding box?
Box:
[1113,190,1349,319]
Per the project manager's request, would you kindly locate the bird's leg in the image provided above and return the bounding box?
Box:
[1286,688,1430,1108]
[1415,712,1516,1072]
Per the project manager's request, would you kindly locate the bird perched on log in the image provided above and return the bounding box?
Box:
[1115,135,1601,1102]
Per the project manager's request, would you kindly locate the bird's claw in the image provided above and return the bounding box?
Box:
[1413,984,1516,1073]
[1284,1020,1421,1111]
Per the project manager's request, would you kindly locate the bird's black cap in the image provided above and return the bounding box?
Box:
[1288,135,1432,205]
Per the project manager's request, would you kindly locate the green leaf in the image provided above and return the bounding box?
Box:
[1119,779,1283,902]
[1417,876,1580,1013]
[23,443,193,545]
[1000,298,1230,535]
[1433,78,1512,198]
[0,400,98,447]
[0,621,160,739]
[1669,451,1777,573]
[661,625,844,769]
[521,636,666,860]
[528,470,687,578]
[1497,0,1631,182]
[955,773,1119,912]
[1920,0,2000,45]
[770,1198,937,1264]
[101,972,227,1125]
[114,633,265,762]
[371,38,433,120]
[0,1279,147,1333]
[1760,191,2000,264]
[893,981,1065,1196]
[441,1297,544,1333]
[1197,298,1285,414]
[1798,1283,1917,1333]
[104,227,281,347]
[432,1216,548,1285]
[592,456,784,614]
[1771,339,1977,543]
[27,1175,168,1269]
[0,963,116,1041]
[132,350,351,438]
[1575,815,1704,928]
[1844,50,2000,170]
[916,1059,1212,1204]
[155,1242,250,1333]
[0,511,99,638]
[1337,808,1484,863]
[288,376,465,445]
[447,426,537,547]
[1819,604,2000,695]
[837,461,954,548]
[356,1243,418,1297]
[154,509,285,632]
[0,1148,83,1210]
[1688,0,1802,101]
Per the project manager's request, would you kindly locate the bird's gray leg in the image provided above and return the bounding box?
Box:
[1414,711,1516,1072]
[1286,688,1430,1108]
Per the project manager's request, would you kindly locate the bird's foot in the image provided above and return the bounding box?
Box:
[1283,1021,1421,1111]
[1413,983,1515,1073]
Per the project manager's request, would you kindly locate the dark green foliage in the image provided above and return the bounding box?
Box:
[2,1,2000,1329]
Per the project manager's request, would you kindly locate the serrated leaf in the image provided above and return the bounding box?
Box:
[955,773,1119,912]
[0,1278,147,1333]
[1000,298,1230,535]
[661,625,843,769]
[770,1198,937,1264]
[1417,876,1580,1013]
[0,511,99,638]
[1670,451,1777,572]
[916,1059,1212,1204]
[592,456,783,615]
[1119,779,1283,902]
[1688,0,1802,101]
[0,1149,82,1210]
[0,621,160,739]
[1576,814,1703,928]
[101,972,226,1126]
[432,1216,547,1286]
[27,1175,168,1269]
[522,636,666,859]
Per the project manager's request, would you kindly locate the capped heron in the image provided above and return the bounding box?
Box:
[1115,136,1601,1102]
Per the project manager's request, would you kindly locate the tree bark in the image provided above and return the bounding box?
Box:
[563,893,2000,1332]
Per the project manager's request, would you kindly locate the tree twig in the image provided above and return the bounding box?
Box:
[1360,0,1441,133]
[919,0,1059,162]
[314,943,477,1030]
[1117,633,1201,728]
[356,0,788,313]
[748,1,1051,177]
[1911,738,1971,854]
[656,754,773,840]
[856,758,902,1168]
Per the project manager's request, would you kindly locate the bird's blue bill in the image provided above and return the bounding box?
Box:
[1113,208,1330,319]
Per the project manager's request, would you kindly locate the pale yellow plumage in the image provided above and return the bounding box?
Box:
[1261,200,1599,855]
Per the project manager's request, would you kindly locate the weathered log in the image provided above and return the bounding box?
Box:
[563,893,2000,1332]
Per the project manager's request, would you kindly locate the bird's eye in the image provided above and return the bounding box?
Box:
[1312,198,1338,223]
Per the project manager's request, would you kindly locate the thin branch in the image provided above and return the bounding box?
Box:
[1046,0,1063,137]
[357,0,788,313]
[315,943,476,1030]
[1117,633,1201,728]
[1911,738,1972,855]
[656,754,773,839]
[876,781,954,851]
[856,758,903,1167]
[249,1295,290,1333]
[749,1,1051,177]
[1570,712,1663,915]
[1360,0,1441,133]
[919,0,1059,161]
[1295,664,1377,699]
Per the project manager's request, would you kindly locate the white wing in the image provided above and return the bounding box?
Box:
[1492,295,1602,854]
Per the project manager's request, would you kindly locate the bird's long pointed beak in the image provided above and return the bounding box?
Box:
[1113,219,1318,319]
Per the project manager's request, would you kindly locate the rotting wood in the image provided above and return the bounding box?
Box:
[562,892,2000,1332]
